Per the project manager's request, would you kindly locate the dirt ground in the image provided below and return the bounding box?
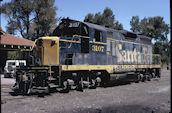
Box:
[1,69,171,113]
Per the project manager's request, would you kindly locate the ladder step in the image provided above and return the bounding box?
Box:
[82,81,90,86]
[48,71,54,73]
[48,77,57,80]
[49,83,59,88]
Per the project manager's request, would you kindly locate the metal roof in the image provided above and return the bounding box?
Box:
[0,28,34,48]
[56,18,153,41]
[83,22,106,31]
[138,35,152,40]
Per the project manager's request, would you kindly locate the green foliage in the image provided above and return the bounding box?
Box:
[140,17,169,42]
[130,16,169,42]
[32,0,58,40]
[130,16,170,64]
[101,8,114,28]
[152,41,170,64]
[6,21,18,35]
[84,13,94,23]
[114,21,123,30]
[130,16,140,33]
[7,51,20,60]
[1,0,58,40]
[1,0,34,39]
[84,7,123,30]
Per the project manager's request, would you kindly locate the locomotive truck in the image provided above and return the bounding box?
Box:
[12,18,161,94]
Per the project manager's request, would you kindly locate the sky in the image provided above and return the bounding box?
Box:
[0,0,170,39]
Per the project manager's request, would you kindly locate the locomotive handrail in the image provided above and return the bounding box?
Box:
[44,46,53,80]
[20,39,38,51]
[110,38,151,46]
[60,38,74,49]
[73,35,90,38]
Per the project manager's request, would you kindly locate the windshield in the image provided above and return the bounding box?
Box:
[8,62,15,66]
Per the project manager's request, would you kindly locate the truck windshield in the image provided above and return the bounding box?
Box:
[8,62,15,66]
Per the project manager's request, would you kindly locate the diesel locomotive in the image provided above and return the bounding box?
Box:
[12,18,161,94]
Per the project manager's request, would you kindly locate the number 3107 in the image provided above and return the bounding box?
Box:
[92,45,104,52]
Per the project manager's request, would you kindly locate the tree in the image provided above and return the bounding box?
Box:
[114,21,123,30]
[1,0,58,40]
[6,20,18,35]
[32,0,58,40]
[1,0,34,39]
[153,41,170,64]
[93,12,103,25]
[130,16,140,33]
[130,16,170,64]
[84,13,94,23]
[84,7,123,30]
[169,40,171,63]
[101,7,115,28]
[130,16,169,42]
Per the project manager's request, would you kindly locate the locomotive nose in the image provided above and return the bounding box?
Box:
[36,37,60,66]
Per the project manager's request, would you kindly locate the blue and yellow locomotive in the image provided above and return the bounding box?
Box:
[13,18,161,94]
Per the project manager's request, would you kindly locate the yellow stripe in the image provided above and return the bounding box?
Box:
[59,37,147,46]
[31,67,49,69]
[16,67,49,69]
[39,37,59,40]
[59,39,80,43]
[62,65,113,73]
[90,41,107,45]
[108,38,148,45]
[62,65,161,73]
[59,39,107,45]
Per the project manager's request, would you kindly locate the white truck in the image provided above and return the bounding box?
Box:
[4,60,26,78]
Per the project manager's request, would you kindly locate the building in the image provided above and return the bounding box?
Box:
[0,27,34,73]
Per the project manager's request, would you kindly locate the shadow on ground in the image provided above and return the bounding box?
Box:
[54,104,170,113]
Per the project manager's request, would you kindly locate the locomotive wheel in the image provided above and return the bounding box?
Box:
[141,74,146,82]
[138,74,143,82]
[156,69,161,78]
[135,74,141,83]
[152,73,155,78]
[60,81,70,93]
[149,74,153,80]
[44,86,50,95]
[21,81,29,95]
[16,74,29,95]
[76,81,83,92]
[89,79,97,89]
[146,75,151,81]
[99,71,110,87]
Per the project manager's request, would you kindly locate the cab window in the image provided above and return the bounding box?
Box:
[94,30,102,42]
